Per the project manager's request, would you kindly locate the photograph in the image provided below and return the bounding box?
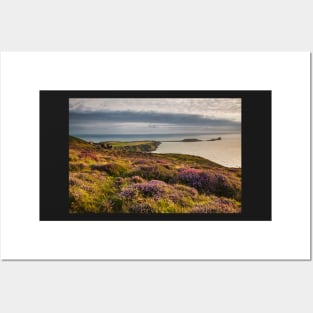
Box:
[69,98,242,214]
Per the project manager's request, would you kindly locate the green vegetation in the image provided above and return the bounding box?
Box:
[69,136,241,214]
[101,141,161,152]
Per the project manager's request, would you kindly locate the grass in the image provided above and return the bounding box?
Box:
[102,141,161,152]
[69,136,242,214]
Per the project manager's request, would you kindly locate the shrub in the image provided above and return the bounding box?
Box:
[111,196,123,211]
[119,186,137,200]
[173,168,214,193]
[130,175,145,183]
[69,162,86,171]
[133,159,149,165]
[173,168,240,199]
[173,184,199,199]
[69,176,81,186]
[129,203,154,214]
[120,180,166,200]
[214,174,239,199]
[132,164,174,182]
[119,180,203,211]
[79,151,99,161]
[91,162,128,176]
[90,164,107,171]
[135,180,166,199]
[69,187,99,213]
[114,177,125,188]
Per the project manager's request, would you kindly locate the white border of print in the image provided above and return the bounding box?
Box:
[0,52,310,260]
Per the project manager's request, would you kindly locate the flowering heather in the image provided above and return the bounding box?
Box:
[174,168,214,191]
[69,135,242,214]
[120,180,166,200]
[119,187,137,200]
[174,168,240,199]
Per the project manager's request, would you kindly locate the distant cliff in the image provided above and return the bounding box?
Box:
[181,138,202,142]
[207,137,221,141]
[168,137,222,142]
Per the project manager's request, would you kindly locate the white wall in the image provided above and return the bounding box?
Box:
[0,1,312,312]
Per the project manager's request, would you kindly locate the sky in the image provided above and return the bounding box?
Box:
[69,98,241,136]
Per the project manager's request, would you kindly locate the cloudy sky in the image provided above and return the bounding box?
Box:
[69,98,241,135]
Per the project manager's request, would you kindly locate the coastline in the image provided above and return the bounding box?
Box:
[71,133,241,168]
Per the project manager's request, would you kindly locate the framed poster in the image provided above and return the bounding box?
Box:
[0,52,310,260]
[40,90,271,221]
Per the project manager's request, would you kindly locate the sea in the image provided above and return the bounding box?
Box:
[74,133,241,168]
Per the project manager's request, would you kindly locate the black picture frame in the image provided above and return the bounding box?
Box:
[40,90,271,221]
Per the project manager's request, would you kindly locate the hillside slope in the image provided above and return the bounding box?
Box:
[69,136,241,214]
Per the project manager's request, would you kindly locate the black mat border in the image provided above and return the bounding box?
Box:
[40,91,271,221]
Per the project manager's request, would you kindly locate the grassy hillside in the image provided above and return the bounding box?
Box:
[100,141,161,152]
[69,136,241,214]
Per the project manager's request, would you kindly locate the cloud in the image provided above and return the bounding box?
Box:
[70,111,239,126]
[69,98,241,122]
[69,98,241,135]
[70,111,240,135]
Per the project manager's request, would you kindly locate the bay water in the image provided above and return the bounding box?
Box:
[74,133,241,168]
